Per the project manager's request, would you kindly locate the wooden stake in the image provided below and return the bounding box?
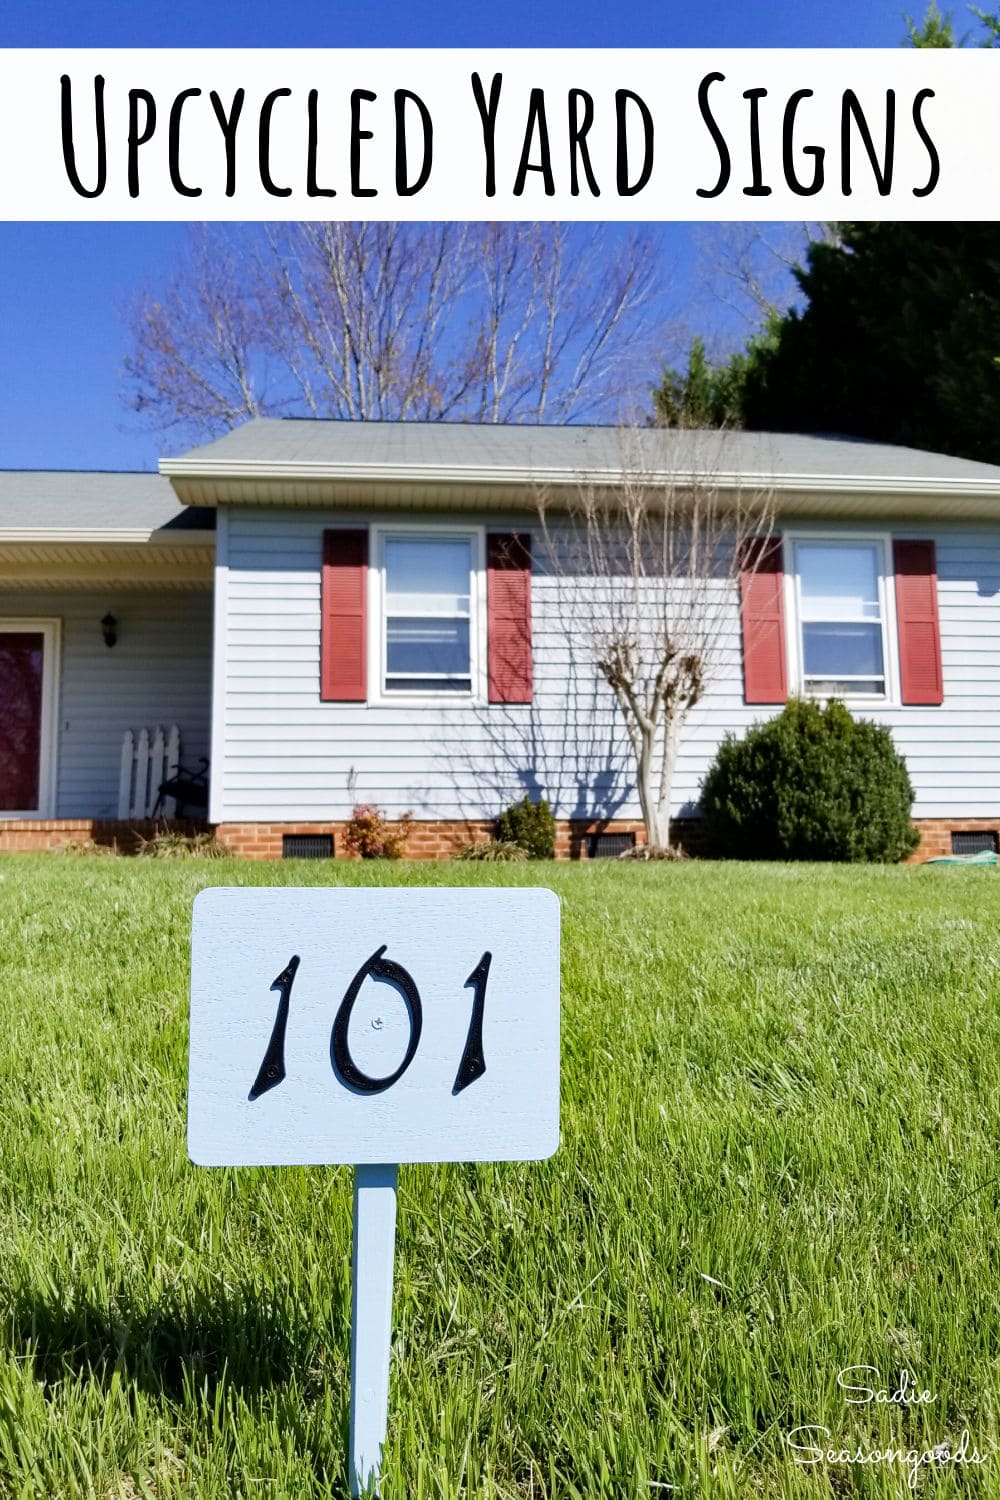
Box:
[349,1163,398,1497]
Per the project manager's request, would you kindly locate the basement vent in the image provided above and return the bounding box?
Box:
[587,831,636,859]
[950,830,999,856]
[282,834,334,860]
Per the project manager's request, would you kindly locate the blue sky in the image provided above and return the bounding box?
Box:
[1,0,941,471]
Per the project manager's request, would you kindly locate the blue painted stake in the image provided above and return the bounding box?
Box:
[349,1163,399,1497]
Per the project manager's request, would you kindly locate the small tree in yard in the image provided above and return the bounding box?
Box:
[538,430,774,854]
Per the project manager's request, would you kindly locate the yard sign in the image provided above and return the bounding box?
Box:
[188,886,560,1495]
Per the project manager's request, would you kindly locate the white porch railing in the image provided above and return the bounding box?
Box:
[118,724,181,818]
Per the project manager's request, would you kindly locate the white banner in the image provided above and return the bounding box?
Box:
[0,47,998,219]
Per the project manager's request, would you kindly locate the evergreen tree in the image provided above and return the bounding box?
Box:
[652,6,1000,460]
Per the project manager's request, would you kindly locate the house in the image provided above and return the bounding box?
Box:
[0,418,998,861]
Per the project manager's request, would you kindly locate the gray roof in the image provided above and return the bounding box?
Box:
[163,417,1000,489]
[0,471,215,537]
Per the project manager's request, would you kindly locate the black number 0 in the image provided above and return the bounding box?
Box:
[330,945,423,1094]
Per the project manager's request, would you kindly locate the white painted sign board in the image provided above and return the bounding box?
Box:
[188,885,560,1496]
[188,886,560,1165]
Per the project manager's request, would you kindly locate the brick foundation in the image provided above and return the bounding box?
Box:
[0,818,210,853]
[214,817,707,861]
[906,818,1000,862]
[0,816,994,862]
[214,820,495,860]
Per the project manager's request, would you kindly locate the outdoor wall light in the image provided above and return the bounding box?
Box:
[101,612,118,648]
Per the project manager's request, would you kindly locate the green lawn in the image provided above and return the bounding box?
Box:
[0,856,998,1498]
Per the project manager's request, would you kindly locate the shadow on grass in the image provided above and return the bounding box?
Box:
[7,1277,349,1399]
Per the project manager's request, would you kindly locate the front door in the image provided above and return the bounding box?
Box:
[0,623,57,816]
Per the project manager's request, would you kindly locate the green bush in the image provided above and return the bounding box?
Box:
[700,698,920,862]
[453,839,528,862]
[494,795,557,860]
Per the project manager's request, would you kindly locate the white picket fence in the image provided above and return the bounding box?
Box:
[118,724,181,819]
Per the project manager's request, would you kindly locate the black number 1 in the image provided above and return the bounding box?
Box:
[453,951,491,1094]
[248,953,300,1101]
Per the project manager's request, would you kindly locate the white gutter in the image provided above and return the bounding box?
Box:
[159,456,1000,501]
[0,527,213,544]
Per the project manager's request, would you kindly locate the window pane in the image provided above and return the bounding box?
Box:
[385,538,471,614]
[385,677,471,693]
[803,622,884,679]
[798,543,881,620]
[387,617,470,677]
[806,678,884,697]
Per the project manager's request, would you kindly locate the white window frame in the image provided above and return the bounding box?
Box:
[783,532,899,708]
[367,525,487,706]
[0,618,61,818]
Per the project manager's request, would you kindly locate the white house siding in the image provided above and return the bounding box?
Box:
[215,507,1000,825]
[0,588,213,819]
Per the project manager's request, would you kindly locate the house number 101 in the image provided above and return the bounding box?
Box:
[189,886,559,1500]
[248,945,492,1102]
[188,885,560,1166]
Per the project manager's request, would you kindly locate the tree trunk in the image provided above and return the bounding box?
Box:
[636,715,681,853]
[635,728,656,848]
[653,716,681,852]
[637,725,673,852]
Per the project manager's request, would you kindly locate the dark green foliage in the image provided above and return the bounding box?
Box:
[654,319,784,430]
[734,223,1000,465]
[700,698,920,862]
[653,8,1000,461]
[905,1,961,44]
[494,795,557,860]
[660,224,1000,465]
[905,2,1000,46]
[654,332,770,429]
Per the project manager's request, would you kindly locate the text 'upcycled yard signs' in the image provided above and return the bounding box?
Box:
[188,886,560,1166]
[188,886,560,1497]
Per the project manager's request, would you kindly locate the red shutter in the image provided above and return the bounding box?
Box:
[487,533,532,704]
[740,536,788,704]
[321,529,368,701]
[894,539,943,705]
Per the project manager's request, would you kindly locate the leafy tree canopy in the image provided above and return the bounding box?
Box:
[905,0,1000,44]
[745,223,1000,464]
[654,4,1000,463]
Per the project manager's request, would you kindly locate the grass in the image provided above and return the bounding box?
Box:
[0,856,997,1498]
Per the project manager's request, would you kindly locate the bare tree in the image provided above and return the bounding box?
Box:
[124,228,272,433]
[686,222,840,354]
[538,429,775,853]
[122,223,670,441]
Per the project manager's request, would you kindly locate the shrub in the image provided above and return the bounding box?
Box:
[453,839,528,862]
[700,698,920,863]
[494,796,557,860]
[58,838,119,857]
[135,828,228,859]
[618,842,687,861]
[344,803,413,860]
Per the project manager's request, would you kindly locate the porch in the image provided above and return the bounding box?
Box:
[0,471,215,827]
[0,587,214,824]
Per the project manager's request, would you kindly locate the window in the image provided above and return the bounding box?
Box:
[789,537,893,700]
[376,531,481,698]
